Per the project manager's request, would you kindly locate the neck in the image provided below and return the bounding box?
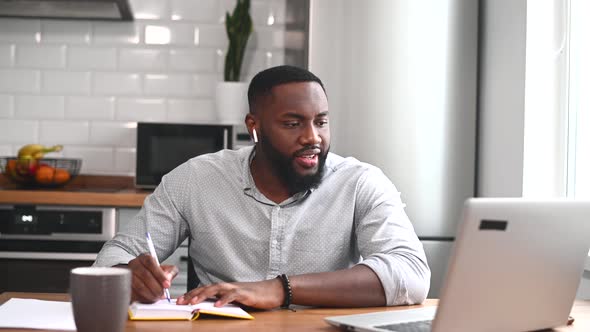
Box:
[250,147,292,203]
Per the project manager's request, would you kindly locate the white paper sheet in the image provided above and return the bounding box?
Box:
[0,298,76,331]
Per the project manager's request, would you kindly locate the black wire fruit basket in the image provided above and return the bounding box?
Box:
[0,157,82,188]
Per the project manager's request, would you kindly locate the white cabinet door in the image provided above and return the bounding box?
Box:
[421,240,454,299]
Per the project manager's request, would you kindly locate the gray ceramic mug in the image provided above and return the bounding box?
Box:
[70,267,131,332]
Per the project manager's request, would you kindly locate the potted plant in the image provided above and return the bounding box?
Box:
[216,0,253,124]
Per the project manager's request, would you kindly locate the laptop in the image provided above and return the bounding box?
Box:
[325,198,590,332]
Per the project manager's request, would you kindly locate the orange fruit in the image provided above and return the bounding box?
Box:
[35,166,56,185]
[5,159,16,174]
[54,168,71,184]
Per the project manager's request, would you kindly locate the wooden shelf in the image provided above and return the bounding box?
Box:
[0,175,150,207]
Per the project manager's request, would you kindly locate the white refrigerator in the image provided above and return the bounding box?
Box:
[308,0,479,297]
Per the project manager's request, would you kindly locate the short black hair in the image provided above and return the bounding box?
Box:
[247,65,326,113]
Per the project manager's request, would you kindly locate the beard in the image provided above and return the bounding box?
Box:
[259,132,329,195]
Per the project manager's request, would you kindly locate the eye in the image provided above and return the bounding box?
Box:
[316,119,329,127]
[283,121,300,128]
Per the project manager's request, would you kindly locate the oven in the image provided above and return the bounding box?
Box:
[0,204,116,293]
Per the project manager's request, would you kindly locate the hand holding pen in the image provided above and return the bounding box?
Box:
[125,243,178,303]
[146,232,171,303]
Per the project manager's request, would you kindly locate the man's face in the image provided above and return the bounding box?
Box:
[256,81,330,193]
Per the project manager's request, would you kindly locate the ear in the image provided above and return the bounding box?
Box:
[245,113,258,143]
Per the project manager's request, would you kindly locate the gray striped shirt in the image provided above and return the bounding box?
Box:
[94,146,430,305]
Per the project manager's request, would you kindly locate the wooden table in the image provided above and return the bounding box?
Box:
[1,292,589,331]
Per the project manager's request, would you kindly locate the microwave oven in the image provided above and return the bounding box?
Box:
[135,122,251,189]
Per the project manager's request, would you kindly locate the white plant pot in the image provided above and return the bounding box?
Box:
[215,81,249,125]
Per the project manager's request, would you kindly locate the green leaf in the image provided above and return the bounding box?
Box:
[223,0,253,82]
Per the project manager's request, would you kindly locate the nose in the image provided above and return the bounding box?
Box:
[299,123,321,146]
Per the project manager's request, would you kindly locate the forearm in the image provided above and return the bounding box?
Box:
[290,265,386,307]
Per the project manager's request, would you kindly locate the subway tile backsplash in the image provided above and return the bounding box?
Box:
[16,45,66,68]
[0,0,288,175]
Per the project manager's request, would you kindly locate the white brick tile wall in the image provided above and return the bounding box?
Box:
[43,71,91,94]
[215,48,225,73]
[0,44,15,67]
[114,147,136,174]
[169,48,215,72]
[0,145,12,156]
[116,98,166,122]
[40,121,89,145]
[242,51,284,79]
[171,0,218,23]
[119,48,167,70]
[66,96,115,120]
[0,69,40,93]
[89,121,136,147]
[130,0,170,20]
[15,96,65,119]
[243,50,265,77]
[0,95,14,118]
[218,0,237,23]
[93,22,141,45]
[144,23,195,45]
[251,0,273,26]
[93,72,142,95]
[144,73,192,96]
[167,98,216,122]
[268,50,285,67]
[191,74,218,97]
[251,26,285,49]
[0,19,40,43]
[41,21,91,44]
[195,25,226,48]
[269,0,287,25]
[16,45,66,68]
[0,0,288,175]
[0,120,38,144]
[63,146,114,174]
[68,47,117,70]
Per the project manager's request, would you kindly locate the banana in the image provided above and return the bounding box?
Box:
[17,144,63,160]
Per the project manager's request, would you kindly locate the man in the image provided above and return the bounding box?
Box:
[94,65,430,309]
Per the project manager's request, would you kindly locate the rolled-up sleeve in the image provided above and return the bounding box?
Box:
[354,167,431,305]
[94,164,191,267]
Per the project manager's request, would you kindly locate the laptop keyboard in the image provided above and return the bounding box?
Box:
[374,320,432,332]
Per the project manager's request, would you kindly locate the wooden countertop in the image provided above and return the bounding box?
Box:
[0,174,151,207]
[1,292,588,331]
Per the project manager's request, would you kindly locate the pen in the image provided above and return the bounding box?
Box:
[146,232,171,303]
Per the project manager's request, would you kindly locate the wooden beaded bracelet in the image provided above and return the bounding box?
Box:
[277,274,292,309]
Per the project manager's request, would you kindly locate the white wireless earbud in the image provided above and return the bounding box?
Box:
[252,129,259,143]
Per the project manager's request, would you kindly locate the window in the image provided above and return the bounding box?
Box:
[567,0,590,198]
[523,0,590,199]
[523,0,570,197]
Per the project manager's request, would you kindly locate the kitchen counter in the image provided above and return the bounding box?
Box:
[0,175,150,207]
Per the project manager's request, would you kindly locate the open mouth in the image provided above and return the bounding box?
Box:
[294,149,320,169]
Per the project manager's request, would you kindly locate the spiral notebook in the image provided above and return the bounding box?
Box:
[128,299,254,321]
